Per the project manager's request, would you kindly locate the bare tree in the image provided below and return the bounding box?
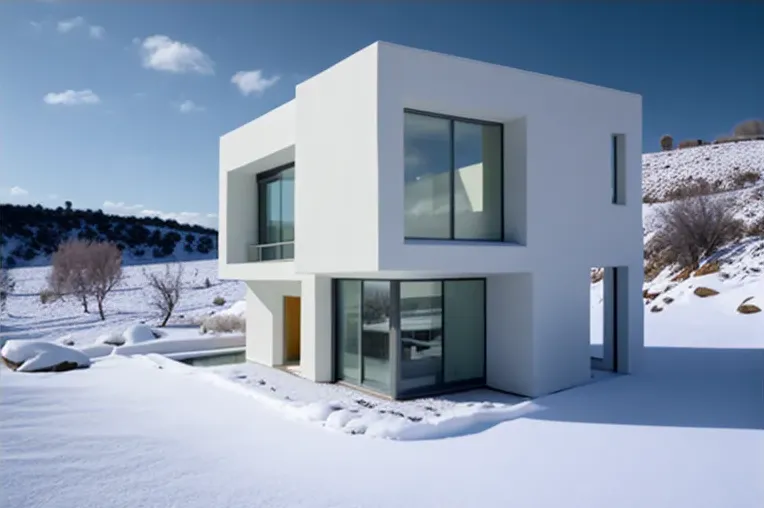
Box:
[144,263,185,327]
[733,119,764,138]
[49,240,91,313]
[659,134,673,151]
[650,195,743,269]
[48,240,123,320]
[87,242,123,320]
[0,266,15,313]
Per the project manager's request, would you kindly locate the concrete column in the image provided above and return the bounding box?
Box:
[300,275,333,382]
[532,267,591,396]
[486,273,535,396]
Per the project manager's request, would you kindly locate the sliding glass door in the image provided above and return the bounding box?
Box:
[361,281,392,392]
[335,278,485,399]
[335,280,393,393]
[336,280,361,384]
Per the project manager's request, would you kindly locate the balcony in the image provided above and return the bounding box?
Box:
[248,241,295,262]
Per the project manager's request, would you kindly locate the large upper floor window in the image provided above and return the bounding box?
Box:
[254,163,295,261]
[404,110,503,241]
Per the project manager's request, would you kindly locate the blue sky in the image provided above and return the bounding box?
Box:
[1,1,762,228]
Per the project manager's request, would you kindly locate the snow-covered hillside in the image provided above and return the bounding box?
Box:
[1,259,244,346]
[0,203,218,268]
[642,139,764,235]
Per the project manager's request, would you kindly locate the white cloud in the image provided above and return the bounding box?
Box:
[43,89,100,106]
[178,100,204,113]
[30,21,43,31]
[231,70,280,96]
[55,17,104,39]
[139,35,214,75]
[102,201,217,229]
[89,25,105,39]
[57,16,85,33]
[10,186,29,196]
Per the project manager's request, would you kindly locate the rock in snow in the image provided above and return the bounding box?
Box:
[0,340,90,373]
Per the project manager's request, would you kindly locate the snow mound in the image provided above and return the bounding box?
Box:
[1,340,90,372]
[123,324,158,344]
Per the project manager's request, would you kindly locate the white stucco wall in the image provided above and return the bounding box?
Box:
[293,44,381,275]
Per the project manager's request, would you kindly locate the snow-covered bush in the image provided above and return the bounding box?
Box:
[200,314,245,334]
[1,340,90,372]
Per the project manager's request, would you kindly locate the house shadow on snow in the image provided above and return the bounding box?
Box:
[527,346,764,431]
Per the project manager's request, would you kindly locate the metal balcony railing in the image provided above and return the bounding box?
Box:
[247,241,294,262]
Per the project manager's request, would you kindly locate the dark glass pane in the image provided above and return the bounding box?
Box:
[265,179,282,244]
[361,280,392,392]
[404,112,452,239]
[400,281,443,394]
[453,121,502,240]
[337,280,362,383]
[443,280,485,383]
[281,166,295,242]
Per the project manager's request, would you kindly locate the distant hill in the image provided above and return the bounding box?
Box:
[0,203,218,268]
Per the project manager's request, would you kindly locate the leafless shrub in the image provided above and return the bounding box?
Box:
[649,195,744,269]
[88,242,124,320]
[663,178,720,201]
[677,139,704,149]
[731,171,761,189]
[48,240,123,319]
[746,216,764,237]
[49,240,91,314]
[39,288,57,304]
[0,266,15,313]
[200,314,245,334]
[642,194,660,204]
[714,135,739,145]
[659,134,673,151]
[733,119,764,138]
[144,263,185,327]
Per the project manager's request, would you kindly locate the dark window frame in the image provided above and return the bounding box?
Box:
[256,162,295,261]
[332,277,487,400]
[404,108,505,243]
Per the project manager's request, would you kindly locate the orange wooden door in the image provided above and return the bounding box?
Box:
[284,296,301,363]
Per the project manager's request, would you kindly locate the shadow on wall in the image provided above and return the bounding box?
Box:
[529,346,764,431]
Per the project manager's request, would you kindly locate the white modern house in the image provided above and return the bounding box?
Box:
[219,41,644,400]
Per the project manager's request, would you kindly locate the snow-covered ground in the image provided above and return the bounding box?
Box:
[1,258,763,507]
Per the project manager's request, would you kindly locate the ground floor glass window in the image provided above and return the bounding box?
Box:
[334,278,485,398]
